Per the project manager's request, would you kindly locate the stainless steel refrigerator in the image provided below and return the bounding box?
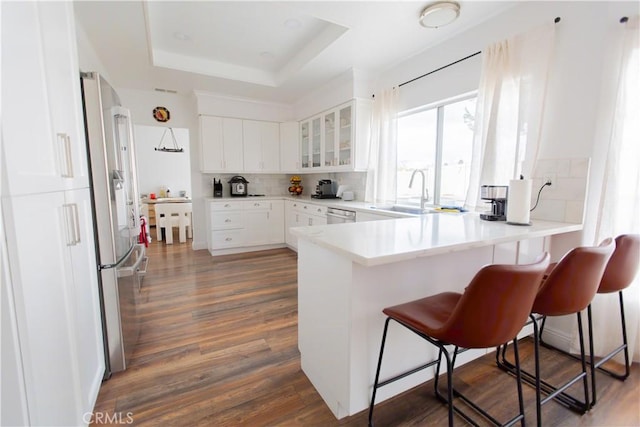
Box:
[81,72,146,377]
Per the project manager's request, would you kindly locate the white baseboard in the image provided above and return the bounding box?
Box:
[191,240,208,251]
[540,325,573,352]
[208,243,287,257]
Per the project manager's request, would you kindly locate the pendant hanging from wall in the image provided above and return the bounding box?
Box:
[154,127,184,153]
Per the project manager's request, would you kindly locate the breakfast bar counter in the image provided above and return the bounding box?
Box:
[291,213,581,419]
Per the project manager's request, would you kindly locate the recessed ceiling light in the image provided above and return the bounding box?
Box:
[419,2,460,28]
[284,18,302,29]
[173,31,191,41]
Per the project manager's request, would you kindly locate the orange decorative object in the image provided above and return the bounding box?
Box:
[289,176,303,195]
[153,106,170,122]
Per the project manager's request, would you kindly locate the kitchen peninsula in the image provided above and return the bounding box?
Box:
[291,213,581,419]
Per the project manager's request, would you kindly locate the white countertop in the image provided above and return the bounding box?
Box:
[291,212,582,267]
[142,197,191,203]
[203,195,414,218]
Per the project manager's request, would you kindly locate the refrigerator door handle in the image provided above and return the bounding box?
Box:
[99,244,135,270]
[116,244,146,278]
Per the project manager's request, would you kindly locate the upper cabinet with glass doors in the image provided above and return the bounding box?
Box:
[299,99,372,172]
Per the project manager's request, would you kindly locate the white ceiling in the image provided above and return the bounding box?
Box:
[74,1,514,104]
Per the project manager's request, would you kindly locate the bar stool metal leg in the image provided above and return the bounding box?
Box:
[369,318,391,427]
[539,292,631,407]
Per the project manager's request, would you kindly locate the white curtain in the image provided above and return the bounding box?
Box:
[465,23,555,209]
[365,87,399,204]
[586,16,640,363]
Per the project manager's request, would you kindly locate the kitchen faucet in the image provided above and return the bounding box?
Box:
[409,169,428,211]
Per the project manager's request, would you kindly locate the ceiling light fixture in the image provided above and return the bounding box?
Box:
[419,1,460,28]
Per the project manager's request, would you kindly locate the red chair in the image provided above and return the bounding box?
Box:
[539,234,639,406]
[368,253,550,427]
[497,238,615,426]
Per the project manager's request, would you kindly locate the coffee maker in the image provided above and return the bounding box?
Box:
[479,185,508,221]
[311,179,338,199]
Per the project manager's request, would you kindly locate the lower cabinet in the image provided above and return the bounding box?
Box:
[284,200,327,250]
[2,189,104,426]
[207,199,285,255]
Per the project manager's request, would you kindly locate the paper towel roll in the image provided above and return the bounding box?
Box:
[507,179,532,225]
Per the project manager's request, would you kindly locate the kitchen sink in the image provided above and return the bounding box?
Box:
[371,205,438,215]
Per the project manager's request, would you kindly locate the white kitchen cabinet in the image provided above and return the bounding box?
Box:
[244,200,272,246]
[299,116,322,170]
[280,122,300,172]
[207,199,285,255]
[267,200,285,243]
[243,120,280,172]
[2,1,89,196]
[244,200,285,246]
[1,2,105,425]
[285,201,327,250]
[199,116,243,172]
[2,189,104,426]
[285,200,298,246]
[207,200,245,249]
[299,99,372,173]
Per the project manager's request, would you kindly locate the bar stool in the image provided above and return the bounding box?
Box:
[497,238,615,426]
[368,253,550,427]
[539,234,639,407]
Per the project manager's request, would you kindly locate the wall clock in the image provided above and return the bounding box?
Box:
[153,106,170,122]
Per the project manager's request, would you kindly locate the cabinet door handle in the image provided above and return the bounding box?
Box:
[254,203,260,207]
[224,204,231,207]
[63,203,81,246]
[308,218,312,226]
[303,206,308,209]
[225,218,231,223]
[225,237,233,241]
[58,133,74,178]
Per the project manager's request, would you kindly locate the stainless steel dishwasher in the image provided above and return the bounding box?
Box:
[327,207,356,224]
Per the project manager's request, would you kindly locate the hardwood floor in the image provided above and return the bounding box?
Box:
[92,234,640,426]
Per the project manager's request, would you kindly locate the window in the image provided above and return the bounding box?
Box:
[397,94,477,207]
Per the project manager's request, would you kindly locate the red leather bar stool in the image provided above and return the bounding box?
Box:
[368,253,550,427]
[497,238,615,427]
[539,234,640,406]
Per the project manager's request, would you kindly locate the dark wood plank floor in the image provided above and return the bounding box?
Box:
[92,233,640,426]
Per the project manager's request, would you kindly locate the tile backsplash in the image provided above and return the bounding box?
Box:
[201,171,367,200]
[529,158,590,224]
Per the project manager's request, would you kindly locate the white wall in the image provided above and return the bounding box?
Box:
[75,20,112,81]
[133,125,192,197]
[294,69,356,121]
[196,91,293,122]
